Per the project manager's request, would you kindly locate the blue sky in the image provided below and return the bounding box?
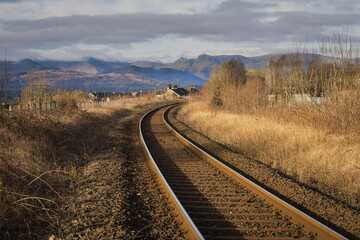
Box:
[0,0,359,62]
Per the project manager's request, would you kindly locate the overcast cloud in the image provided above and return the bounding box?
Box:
[0,0,359,61]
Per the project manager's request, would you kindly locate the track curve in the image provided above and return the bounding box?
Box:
[140,104,347,240]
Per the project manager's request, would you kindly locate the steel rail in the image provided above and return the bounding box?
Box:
[139,104,205,240]
[162,105,348,240]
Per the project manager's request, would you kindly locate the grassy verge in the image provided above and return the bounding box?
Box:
[0,97,167,239]
[178,96,360,208]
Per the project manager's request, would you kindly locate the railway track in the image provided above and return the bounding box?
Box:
[139,104,348,240]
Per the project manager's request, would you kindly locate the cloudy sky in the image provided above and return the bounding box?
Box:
[0,0,359,62]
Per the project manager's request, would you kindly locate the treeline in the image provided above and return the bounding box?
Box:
[19,70,90,112]
[181,33,360,210]
[201,58,266,113]
[200,33,360,115]
[266,33,359,100]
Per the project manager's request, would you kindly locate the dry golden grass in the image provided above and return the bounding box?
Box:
[0,110,78,239]
[84,97,167,115]
[179,100,360,206]
[184,61,360,206]
[269,91,360,137]
[0,96,168,239]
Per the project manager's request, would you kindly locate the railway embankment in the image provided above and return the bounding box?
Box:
[173,104,360,239]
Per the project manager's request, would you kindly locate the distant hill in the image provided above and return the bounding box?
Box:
[34,58,130,74]
[166,54,280,79]
[7,66,205,99]
[6,59,55,74]
[131,60,167,69]
[4,58,131,75]
[4,53,279,78]
[104,65,205,86]
[4,54,282,99]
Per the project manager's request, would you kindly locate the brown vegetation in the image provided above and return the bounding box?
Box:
[0,96,167,239]
[20,71,53,105]
[53,90,89,112]
[0,103,118,239]
[178,34,360,208]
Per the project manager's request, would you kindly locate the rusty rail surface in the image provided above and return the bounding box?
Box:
[140,104,347,240]
[139,104,204,240]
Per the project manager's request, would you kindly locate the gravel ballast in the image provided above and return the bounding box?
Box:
[60,104,186,239]
[171,105,360,239]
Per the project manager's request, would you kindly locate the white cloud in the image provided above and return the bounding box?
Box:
[254,0,360,14]
[8,35,290,62]
[0,0,359,61]
[259,16,280,24]
[0,0,226,20]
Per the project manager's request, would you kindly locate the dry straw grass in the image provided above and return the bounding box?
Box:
[84,97,165,115]
[182,62,359,207]
[179,99,360,206]
[0,96,165,239]
[179,33,360,206]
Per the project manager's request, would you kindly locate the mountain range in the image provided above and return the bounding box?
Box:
[3,54,279,99]
[166,54,278,79]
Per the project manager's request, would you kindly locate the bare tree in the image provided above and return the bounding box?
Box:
[266,33,360,103]
[0,48,9,107]
[208,59,247,87]
[220,59,247,87]
[20,70,52,105]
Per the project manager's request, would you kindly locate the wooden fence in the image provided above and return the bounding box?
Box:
[77,98,141,109]
[9,102,57,111]
[8,97,144,112]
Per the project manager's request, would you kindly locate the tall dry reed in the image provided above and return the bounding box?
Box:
[179,100,360,207]
[179,34,360,207]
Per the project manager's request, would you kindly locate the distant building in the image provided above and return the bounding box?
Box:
[155,89,167,98]
[131,92,140,97]
[187,86,199,95]
[163,87,189,97]
[89,92,132,101]
[1,98,19,109]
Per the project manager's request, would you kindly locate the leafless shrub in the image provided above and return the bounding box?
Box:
[53,90,89,113]
[182,32,360,206]
[20,70,53,106]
